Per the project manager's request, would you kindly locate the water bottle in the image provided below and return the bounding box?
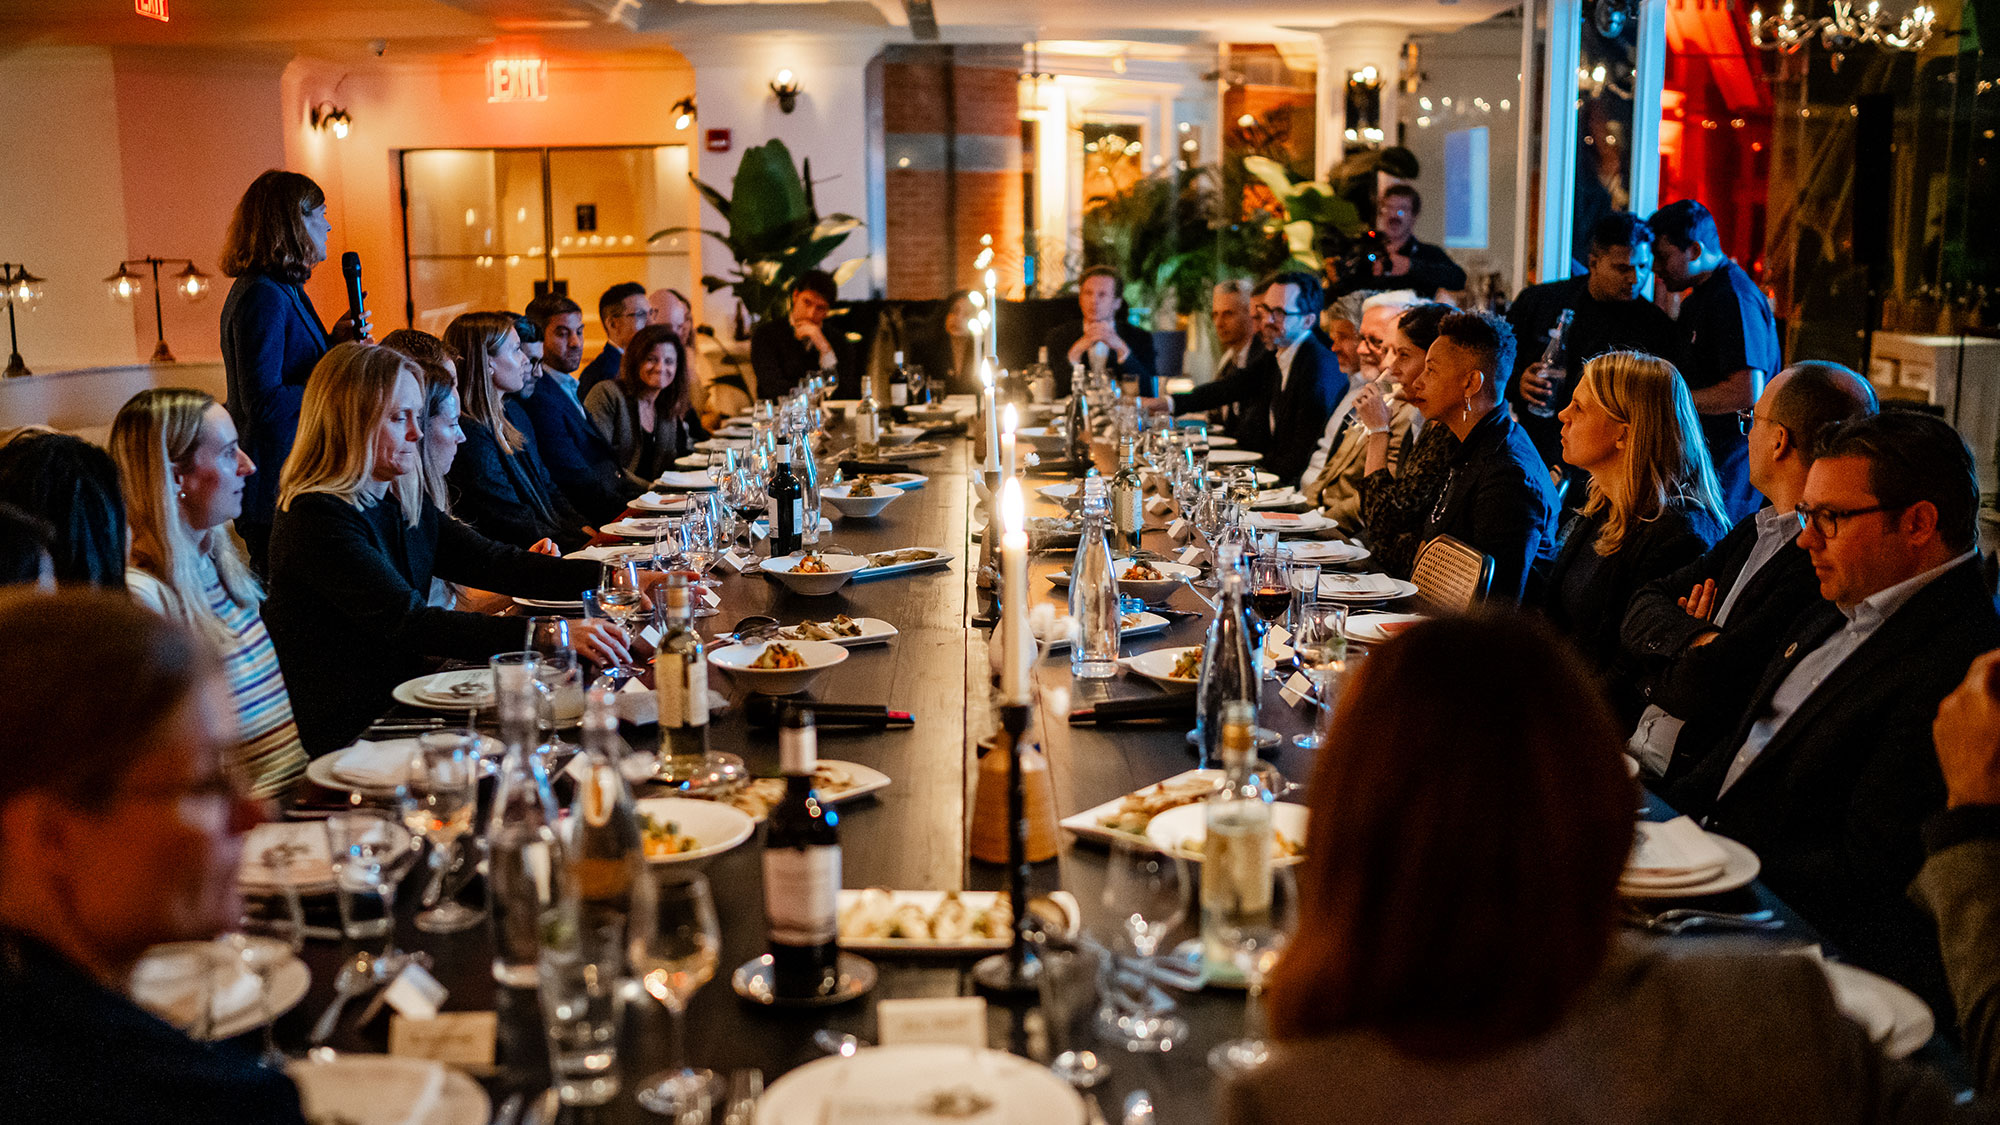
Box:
[567,685,656,947]
[1200,700,1273,975]
[1069,477,1120,680]
[790,415,821,546]
[1194,543,1259,767]
[488,666,575,987]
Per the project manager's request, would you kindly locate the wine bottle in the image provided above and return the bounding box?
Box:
[1110,432,1144,555]
[763,708,843,999]
[1194,543,1259,767]
[488,666,573,987]
[568,684,656,944]
[888,349,910,418]
[765,435,804,557]
[653,573,710,784]
[1200,700,1273,977]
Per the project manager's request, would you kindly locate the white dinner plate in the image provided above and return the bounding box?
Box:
[566,541,656,562]
[1345,612,1427,643]
[694,437,751,453]
[238,821,338,894]
[769,616,900,646]
[835,890,1080,953]
[1121,646,1203,692]
[394,668,491,711]
[1247,510,1340,535]
[630,491,697,513]
[1060,769,1226,847]
[1038,610,1170,650]
[654,470,720,490]
[1821,959,1935,1058]
[1284,539,1372,565]
[1207,434,1239,448]
[632,796,758,865]
[305,735,505,795]
[288,1056,489,1125]
[1315,574,1419,602]
[1205,448,1264,465]
[678,759,892,821]
[1144,801,1310,867]
[600,515,683,540]
[131,938,311,1042]
[1618,833,1760,898]
[756,1045,1085,1125]
[673,453,713,469]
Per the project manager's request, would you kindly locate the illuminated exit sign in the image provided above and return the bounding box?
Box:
[135,0,168,21]
[487,58,548,103]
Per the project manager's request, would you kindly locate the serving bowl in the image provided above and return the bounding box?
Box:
[760,551,870,596]
[708,638,849,695]
[820,484,901,519]
[1112,557,1200,604]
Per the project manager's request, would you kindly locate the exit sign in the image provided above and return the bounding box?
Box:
[135,0,168,21]
[486,58,548,103]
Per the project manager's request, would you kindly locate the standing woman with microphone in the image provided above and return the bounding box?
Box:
[219,170,368,571]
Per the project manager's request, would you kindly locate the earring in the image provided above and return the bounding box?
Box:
[1461,393,1472,422]
[177,489,187,500]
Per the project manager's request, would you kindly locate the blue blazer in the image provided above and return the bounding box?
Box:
[220,272,329,533]
[445,409,590,553]
[576,345,622,401]
[517,374,632,524]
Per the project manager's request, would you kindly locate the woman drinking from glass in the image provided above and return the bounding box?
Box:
[110,388,308,798]
[441,311,591,552]
[262,342,626,755]
[584,323,709,490]
[1223,614,1980,1123]
[1538,351,1729,719]
[1350,302,1453,577]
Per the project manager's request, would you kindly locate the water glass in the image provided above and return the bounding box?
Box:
[1286,562,1322,632]
[1208,867,1298,1076]
[1034,934,1112,1088]
[325,809,416,942]
[525,617,584,729]
[635,874,723,1117]
[410,729,484,934]
[1290,603,1350,751]
[540,918,628,1107]
[1102,837,1189,958]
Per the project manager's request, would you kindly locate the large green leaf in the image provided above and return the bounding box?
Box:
[728,140,812,256]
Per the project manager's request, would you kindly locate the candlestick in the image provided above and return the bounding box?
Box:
[984,267,1000,364]
[981,360,1000,472]
[1000,478,1028,705]
[1000,402,1019,481]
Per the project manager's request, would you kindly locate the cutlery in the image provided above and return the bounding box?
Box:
[717,614,780,646]
[1122,1089,1155,1125]
[1623,906,1782,935]
[310,951,380,1045]
[353,950,431,1026]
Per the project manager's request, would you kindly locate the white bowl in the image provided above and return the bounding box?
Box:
[820,485,901,519]
[1144,801,1309,867]
[1017,425,1070,453]
[903,404,959,422]
[1122,645,1202,692]
[760,552,870,596]
[631,796,757,865]
[709,638,849,695]
[876,425,924,446]
[1112,557,1200,604]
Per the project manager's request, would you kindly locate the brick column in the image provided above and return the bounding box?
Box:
[882,46,1024,300]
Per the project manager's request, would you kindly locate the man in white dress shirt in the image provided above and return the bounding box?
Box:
[1297,290,1421,491]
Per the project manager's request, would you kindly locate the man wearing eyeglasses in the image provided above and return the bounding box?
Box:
[1156,271,1342,484]
[1667,410,2000,1019]
[577,280,651,400]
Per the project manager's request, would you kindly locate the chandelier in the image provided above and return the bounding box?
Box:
[1749,0,1936,57]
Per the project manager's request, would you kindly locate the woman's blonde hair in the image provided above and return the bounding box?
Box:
[278,342,424,526]
[1574,351,1726,556]
[380,328,461,514]
[442,312,525,454]
[109,388,263,644]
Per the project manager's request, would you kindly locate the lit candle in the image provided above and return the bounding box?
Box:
[984,266,1000,363]
[1000,402,1019,480]
[981,360,1000,472]
[1000,478,1030,705]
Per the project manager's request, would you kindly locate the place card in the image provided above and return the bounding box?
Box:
[1144,495,1174,517]
[698,587,722,609]
[388,1010,496,1068]
[639,623,664,648]
[1176,546,1207,568]
[381,960,448,1021]
[876,996,987,1049]
[1281,671,1316,708]
[1266,624,1292,650]
[1167,518,1193,542]
[722,549,759,573]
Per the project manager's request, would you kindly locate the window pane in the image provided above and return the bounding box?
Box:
[547,146,694,356]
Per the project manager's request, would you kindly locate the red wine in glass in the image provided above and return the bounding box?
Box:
[1251,585,1291,623]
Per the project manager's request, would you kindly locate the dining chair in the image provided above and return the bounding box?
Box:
[1410,534,1493,611]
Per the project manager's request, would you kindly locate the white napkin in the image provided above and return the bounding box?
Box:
[130,944,262,1030]
[413,668,491,707]
[1286,539,1368,563]
[654,471,716,490]
[569,542,651,562]
[1626,817,1730,882]
[1253,487,1306,508]
[291,1057,450,1125]
[240,821,334,887]
[1318,572,1402,598]
[330,739,419,788]
[631,490,692,510]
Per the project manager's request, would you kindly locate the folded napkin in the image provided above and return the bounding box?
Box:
[1318,571,1403,598]
[330,739,419,788]
[291,1057,450,1125]
[1253,487,1307,508]
[1285,539,1368,563]
[239,821,334,887]
[1625,817,1730,884]
[130,943,263,1031]
[569,542,652,562]
[654,471,717,490]
[633,490,693,509]
[413,668,492,707]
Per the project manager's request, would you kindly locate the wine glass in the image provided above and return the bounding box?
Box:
[525,617,584,741]
[1249,555,1292,676]
[1291,602,1350,750]
[634,874,724,1116]
[596,560,647,678]
[409,730,485,933]
[722,467,767,559]
[1096,838,1191,1052]
[1207,865,1298,1077]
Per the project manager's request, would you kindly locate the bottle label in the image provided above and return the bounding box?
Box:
[764,846,840,944]
[1112,487,1141,534]
[582,762,617,828]
[858,412,878,446]
[790,498,806,536]
[889,384,908,406]
[656,653,709,728]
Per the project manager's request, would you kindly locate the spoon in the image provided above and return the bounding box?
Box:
[310,950,379,1045]
[719,615,779,646]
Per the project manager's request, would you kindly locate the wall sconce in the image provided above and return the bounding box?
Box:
[672,96,696,131]
[1345,66,1385,151]
[769,69,801,114]
[311,102,352,139]
[1,262,46,379]
[106,256,213,363]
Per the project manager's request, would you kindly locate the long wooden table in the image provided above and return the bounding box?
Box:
[264,422,1951,1123]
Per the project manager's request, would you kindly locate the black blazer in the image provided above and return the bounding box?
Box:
[1534,497,1728,721]
[1666,559,2000,1016]
[1042,320,1158,398]
[1172,341,1271,437]
[1621,509,1823,756]
[1203,338,1342,484]
[219,272,330,538]
[751,319,863,401]
[1418,407,1557,603]
[445,408,590,553]
[264,492,601,755]
[576,345,622,401]
[516,373,632,525]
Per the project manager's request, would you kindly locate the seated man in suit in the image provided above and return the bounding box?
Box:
[1621,361,1876,776]
[1176,272,1343,485]
[517,292,632,524]
[577,281,651,400]
[1666,410,2000,1017]
[1043,265,1158,398]
[1150,279,1264,438]
[751,269,861,401]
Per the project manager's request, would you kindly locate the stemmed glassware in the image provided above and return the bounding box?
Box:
[1248,554,1292,677]
[408,729,485,933]
[324,807,419,947]
[1207,865,1298,1076]
[1290,602,1350,750]
[592,559,647,683]
[722,466,767,560]
[525,616,584,742]
[225,927,300,1068]
[1096,838,1192,1052]
[634,874,724,1117]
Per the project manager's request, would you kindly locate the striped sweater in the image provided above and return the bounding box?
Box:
[127,561,308,796]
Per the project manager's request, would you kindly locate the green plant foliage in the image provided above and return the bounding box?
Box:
[651,138,863,324]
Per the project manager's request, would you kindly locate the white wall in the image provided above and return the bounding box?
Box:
[1399,17,1526,295]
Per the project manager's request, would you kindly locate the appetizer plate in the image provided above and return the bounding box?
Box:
[1037,610,1169,651]
[873,440,947,461]
[1345,612,1428,643]
[1205,448,1264,465]
[1248,510,1340,535]
[709,638,849,695]
[685,760,891,822]
[630,491,696,513]
[131,938,311,1041]
[1618,833,1759,899]
[854,546,954,580]
[600,515,684,540]
[1121,645,1203,692]
[835,890,1081,953]
[632,796,758,865]
[756,1046,1085,1125]
[1315,574,1420,603]
[1144,801,1310,867]
[567,541,657,562]
[288,1056,489,1125]
[392,668,491,712]
[1060,769,1225,847]
[770,616,899,646]
[761,551,869,596]
[1283,539,1372,565]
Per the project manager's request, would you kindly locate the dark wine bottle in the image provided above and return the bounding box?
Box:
[887,349,911,420]
[765,436,804,557]
[763,708,842,999]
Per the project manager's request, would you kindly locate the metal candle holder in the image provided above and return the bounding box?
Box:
[972,701,1040,993]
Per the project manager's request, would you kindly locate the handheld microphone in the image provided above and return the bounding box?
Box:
[341,251,366,328]
[745,696,914,731]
